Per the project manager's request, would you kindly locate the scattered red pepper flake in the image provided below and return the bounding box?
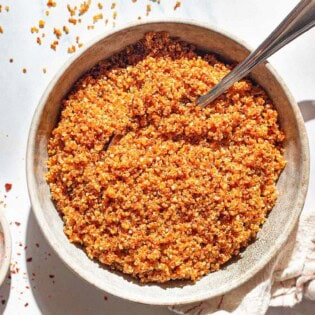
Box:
[24,303,29,307]
[9,58,13,63]
[22,68,27,74]
[1,300,5,305]
[104,295,108,301]
[49,274,55,278]
[35,243,40,248]
[15,222,21,226]
[10,262,20,274]
[26,257,32,262]
[0,26,3,34]
[5,183,12,192]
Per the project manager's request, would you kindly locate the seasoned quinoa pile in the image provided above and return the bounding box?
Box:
[47,32,286,283]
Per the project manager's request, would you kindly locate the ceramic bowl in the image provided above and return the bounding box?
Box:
[26,20,309,305]
[0,211,11,287]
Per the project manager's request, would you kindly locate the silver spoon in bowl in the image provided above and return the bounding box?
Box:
[108,0,315,149]
[197,0,315,107]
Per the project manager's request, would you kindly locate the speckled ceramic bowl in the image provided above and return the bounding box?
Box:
[26,20,309,305]
[0,211,11,287]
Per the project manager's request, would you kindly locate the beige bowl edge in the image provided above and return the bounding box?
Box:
[26,19,310,305]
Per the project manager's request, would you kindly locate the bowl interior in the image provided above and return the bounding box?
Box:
[27,21,309,305]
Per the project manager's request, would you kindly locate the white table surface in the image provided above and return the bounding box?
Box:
[0,0,314,314]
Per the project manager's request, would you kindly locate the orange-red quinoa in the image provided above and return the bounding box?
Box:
[47,32,286,283]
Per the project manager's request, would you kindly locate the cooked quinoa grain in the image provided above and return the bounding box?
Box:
[47,32,286,283]
[31,26,39,34]
[174,1,181,10]
[63,25,69,34]
[93,13,103,23]
[67,4,76,16]
[53,28,62,39]
[39,20,45,28]
[50,40,58,50]
[68,17,77,25]
[47,0,56,8]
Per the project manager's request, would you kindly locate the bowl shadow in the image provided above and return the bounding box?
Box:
[0,270,11,313]
[25,209,173,315]
[298,100,315,122]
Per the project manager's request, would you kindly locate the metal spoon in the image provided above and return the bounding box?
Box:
[108,0,315,149]
[196,0,315,107]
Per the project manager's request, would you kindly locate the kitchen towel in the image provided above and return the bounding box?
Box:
[170,206,315,315]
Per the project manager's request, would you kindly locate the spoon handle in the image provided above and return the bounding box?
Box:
[197,0,315,107]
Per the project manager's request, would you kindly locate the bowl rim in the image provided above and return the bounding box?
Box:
[26,18,310,305]
[0,210,12,287]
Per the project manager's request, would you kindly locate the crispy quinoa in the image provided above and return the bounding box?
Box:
[47,32,286,283]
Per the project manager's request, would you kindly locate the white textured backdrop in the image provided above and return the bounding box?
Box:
[0,0,314,314]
